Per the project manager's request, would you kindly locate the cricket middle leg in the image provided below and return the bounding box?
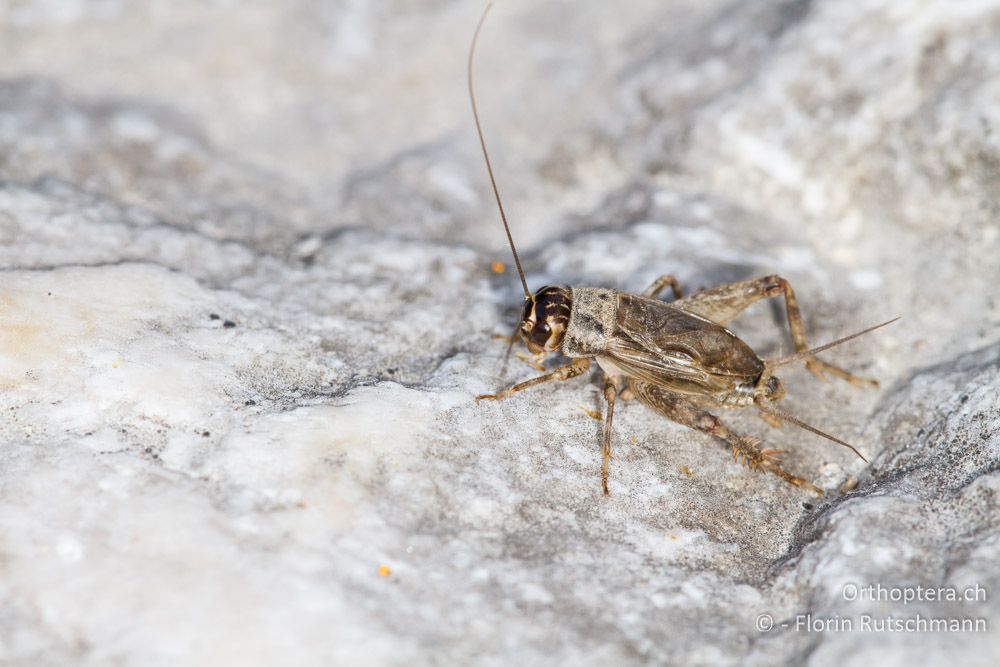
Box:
[601,375,620,496]
[630,380,823,495]
[643,274,684,300]
[673,274,875,386]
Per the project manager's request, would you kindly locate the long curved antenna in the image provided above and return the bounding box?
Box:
[468,2,531,299]
[754,397,869,462]
[765,317,900,370]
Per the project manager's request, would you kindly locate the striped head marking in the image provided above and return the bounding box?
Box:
[520,285,572,354]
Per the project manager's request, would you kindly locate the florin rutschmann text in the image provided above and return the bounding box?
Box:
[754,583,989,634]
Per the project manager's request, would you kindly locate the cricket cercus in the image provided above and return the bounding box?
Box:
[468,4,897,497]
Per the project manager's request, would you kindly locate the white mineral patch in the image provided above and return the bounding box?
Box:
[1,1,998,666]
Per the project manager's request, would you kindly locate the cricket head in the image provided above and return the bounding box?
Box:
[520,285,572,354]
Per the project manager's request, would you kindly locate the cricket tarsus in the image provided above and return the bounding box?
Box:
[467,8,895,497]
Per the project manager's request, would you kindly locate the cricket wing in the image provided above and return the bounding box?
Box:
[603,293,764,396]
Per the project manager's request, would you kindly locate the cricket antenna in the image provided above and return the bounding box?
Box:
[754,316,900,462]
[765,317,901,371]
[754,397,869,462]
[468,2,531,299]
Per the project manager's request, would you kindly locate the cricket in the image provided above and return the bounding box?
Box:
[468,4,897,497]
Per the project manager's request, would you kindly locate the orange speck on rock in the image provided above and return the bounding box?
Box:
[377,564,392,577]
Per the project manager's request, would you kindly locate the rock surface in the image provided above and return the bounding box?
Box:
[1,1,998,665]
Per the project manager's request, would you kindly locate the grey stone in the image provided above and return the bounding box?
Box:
[0,1,998,666]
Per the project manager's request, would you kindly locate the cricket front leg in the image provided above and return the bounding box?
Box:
[675,274,876,386]
[630,381,822,495]
[476,358,591,402]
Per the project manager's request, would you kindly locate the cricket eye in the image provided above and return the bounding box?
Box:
[525,317,552,351]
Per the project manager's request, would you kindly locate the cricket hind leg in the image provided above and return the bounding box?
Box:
[673,274,875,386]
[630,381,822,495]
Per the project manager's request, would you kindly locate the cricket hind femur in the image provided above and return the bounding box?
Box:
[521,285,572,353]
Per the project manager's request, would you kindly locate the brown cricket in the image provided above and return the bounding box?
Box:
[468,4,896,496]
